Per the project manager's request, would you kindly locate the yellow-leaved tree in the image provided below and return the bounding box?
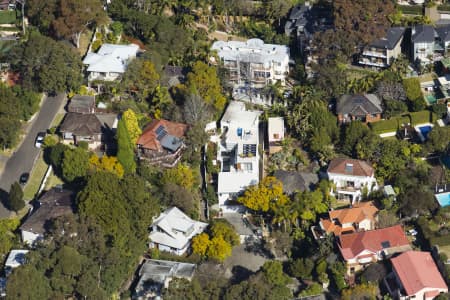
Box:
[206,236,232,262]
[89,155,124,178]
[237,176,289,213]
[122,109,142,145]
[191,233,210,257]
[162,163,197,191]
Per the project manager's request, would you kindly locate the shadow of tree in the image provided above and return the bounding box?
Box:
[230,265,253,285]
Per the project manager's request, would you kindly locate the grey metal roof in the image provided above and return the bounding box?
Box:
[160,134,183,152]
[411,25,435,43]
[370,27,405,49]
[337,94,383,116]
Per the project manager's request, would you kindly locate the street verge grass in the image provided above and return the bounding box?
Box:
[23,153,48,201]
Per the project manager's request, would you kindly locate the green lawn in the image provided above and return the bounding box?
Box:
[23,153,49,201]
[51,113,66,128]
[0,11,16,24]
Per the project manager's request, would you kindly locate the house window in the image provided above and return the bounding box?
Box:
[242,163,252,171]
[346,181,355,188]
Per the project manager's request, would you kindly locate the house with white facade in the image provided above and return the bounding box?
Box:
[149,207,208,256]
[268,117,285,154]
[211,39,289,104]
[83,43,139,82]
[327,158,378,204]
[386,251,448,300]
[217,101,262,212]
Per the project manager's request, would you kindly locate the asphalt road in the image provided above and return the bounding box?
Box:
[0,93,66,218]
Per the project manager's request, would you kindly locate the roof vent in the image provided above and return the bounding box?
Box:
[381,241,391,249]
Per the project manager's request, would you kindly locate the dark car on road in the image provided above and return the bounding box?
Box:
[19,172,29,185]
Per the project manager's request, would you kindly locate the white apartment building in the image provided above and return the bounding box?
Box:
[217,101,262,212]
[211,39,290,103]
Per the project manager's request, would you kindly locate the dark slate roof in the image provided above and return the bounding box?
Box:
[162,65,185,87]
[436,24,450,42]
[411,25,435,43]
[289,4,309,20]
[68,95,95,112]
[60,113,117,136]
[273,170,319,195]
[20,188,74,235]
[337,94,383,116]
[370,27,405,50]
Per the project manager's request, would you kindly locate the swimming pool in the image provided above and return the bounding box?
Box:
[419,125,432,139]
[436,192,450,207]
[426,94,437,105]
[415,124,434,142]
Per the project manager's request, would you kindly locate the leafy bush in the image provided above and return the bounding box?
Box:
[403,78,425,111]
[91,39,102,52]
[398,5,423,15]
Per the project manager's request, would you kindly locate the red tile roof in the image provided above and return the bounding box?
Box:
[327,158,374,177]
[392,251,448,296]
[338,225,410,261]
[137,119,188,151]
[321,202,378,235]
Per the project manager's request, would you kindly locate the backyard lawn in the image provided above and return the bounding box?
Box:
[23,153,48,201]
[0,10,16,24]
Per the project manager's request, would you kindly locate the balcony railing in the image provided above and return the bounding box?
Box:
[362,50,387,58]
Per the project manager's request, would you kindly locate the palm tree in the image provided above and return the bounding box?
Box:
[272,204,291,232]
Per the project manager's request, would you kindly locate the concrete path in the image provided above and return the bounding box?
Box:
[0,93,66,218]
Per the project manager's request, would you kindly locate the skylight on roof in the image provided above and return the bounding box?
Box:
[381,241,391,249]
[345,163,353,173]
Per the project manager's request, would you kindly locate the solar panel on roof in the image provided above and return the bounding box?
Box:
[155,125,167,141]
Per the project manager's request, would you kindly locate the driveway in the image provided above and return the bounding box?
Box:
[0,93,66,218]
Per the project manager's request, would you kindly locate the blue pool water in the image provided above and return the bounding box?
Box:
[418,125,432,139]
[436,192,450,207]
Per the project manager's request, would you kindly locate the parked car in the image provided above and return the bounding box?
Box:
[35,132,46,148]
[19,173,29,185]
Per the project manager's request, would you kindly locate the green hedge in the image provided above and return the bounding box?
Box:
[369,115,410,134]
[438,4,450,12]
[431,235,450,247]
[410,110,432,124]
[398,5,423,15]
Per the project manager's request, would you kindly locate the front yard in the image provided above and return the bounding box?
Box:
[23,153,48,201]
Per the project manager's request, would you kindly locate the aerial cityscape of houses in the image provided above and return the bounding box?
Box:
[0,0,449,299]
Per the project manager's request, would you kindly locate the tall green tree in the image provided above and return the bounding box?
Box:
[10,32,82,93]
[6,265,51,300]
[116,118,136,174]
[61,147,89,183]
[8,182,24,212]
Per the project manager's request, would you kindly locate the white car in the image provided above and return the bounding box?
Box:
[35,132,46,148]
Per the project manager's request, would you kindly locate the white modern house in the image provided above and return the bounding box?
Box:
[327,158,378,204]
[268,117,285,154]
[83,43,139,81]
[149,207,208,256]
[211,39,290,103]
[217,101,262,212]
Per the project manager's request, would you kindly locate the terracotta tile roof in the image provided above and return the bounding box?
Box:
[137,119,188,151]
[338,225,410,261]
[327,158,374,177]
[392,251,448,296]
[321,202,378,235]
